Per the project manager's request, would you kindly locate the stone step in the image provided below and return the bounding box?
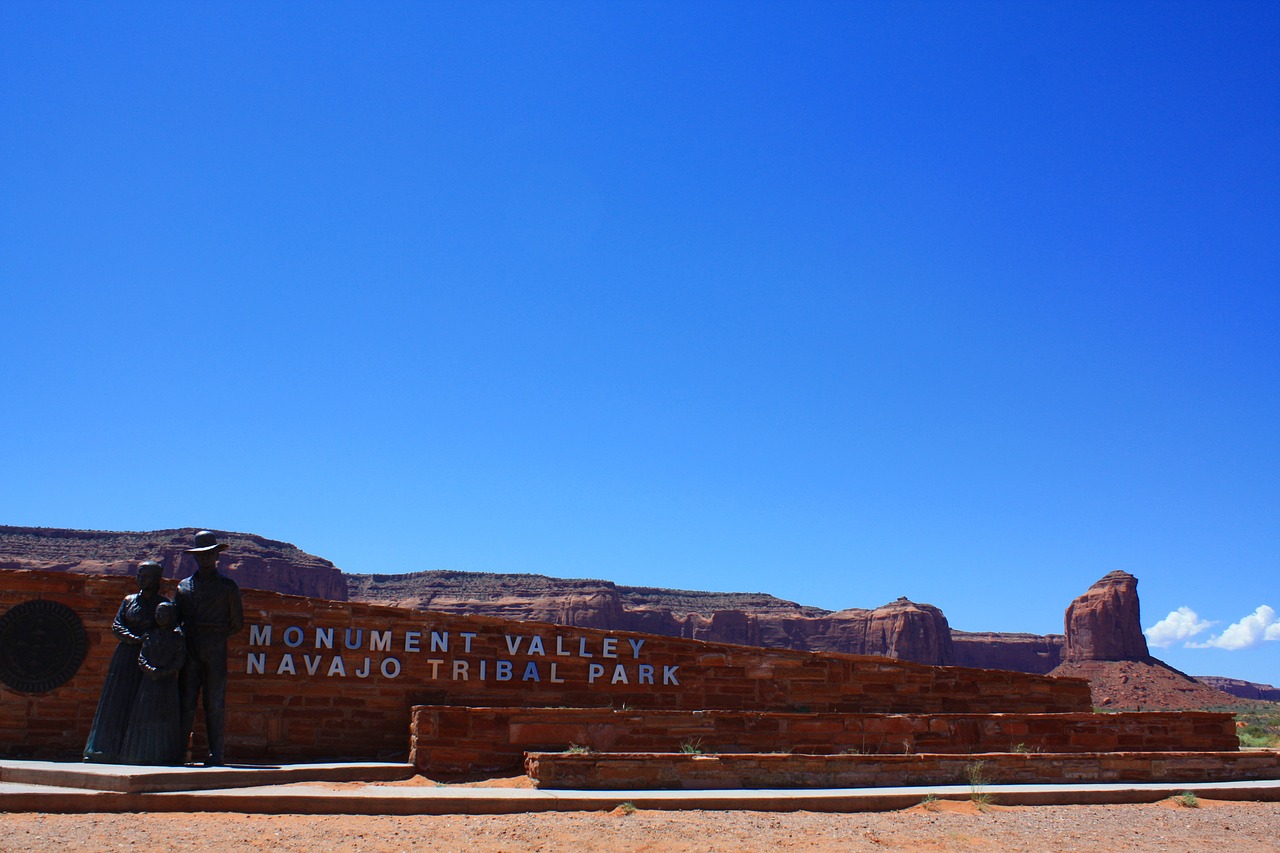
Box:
[0,759,415,793]
[412,705,1240,776]
[524,749,1280,790]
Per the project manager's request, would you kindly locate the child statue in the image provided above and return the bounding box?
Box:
[119,601,188,765]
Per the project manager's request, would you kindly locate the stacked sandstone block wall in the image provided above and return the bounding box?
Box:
[1,570,1090,762]
[0,572,111,758]
[409,706,1239,776]
[525,750,1280,790]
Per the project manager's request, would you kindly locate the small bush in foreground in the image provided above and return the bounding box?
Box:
[964,760,996,809]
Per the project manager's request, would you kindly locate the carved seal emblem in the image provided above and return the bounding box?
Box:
[0,600,88,693]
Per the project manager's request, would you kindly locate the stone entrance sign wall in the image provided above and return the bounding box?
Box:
[1,570,1091,762]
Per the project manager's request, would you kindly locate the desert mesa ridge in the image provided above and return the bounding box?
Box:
[1,525,1272,708]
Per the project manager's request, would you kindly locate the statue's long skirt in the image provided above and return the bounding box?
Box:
[82,642,142,763]
[120,674,184,765]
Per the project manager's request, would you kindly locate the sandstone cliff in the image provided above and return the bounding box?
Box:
[1194,676,1280,702]
[952,631,1064,674]
[1047,570,1252,710]
[1062,570,1150,662]
[343,568,1154,673]
[0,526,347,601]
[347,567,1258,711]
[346,570,954,664]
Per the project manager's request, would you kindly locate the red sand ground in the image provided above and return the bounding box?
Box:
[2,797,1278,852]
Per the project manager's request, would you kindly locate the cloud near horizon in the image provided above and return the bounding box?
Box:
[1144,607,1214,648]
[1147,605,1280,651]
[1186,605,1280,651]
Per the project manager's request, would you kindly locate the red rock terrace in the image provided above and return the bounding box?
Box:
[4,569,1276,790]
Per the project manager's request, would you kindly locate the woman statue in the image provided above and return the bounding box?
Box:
[120,601,187,765]
[83,560,167,763]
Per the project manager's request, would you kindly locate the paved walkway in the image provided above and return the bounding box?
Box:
[2,760,1279,814]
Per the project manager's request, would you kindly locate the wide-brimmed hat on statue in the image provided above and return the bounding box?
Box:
[184,530,230,553]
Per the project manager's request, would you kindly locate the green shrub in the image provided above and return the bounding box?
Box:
[679,738,706,754]
[1239,728,1275,748]
[1237,720,1280,748]
[964,760,995,809]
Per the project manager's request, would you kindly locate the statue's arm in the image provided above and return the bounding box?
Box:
[139,636,186,680]
[227,582,244,636]
[136,644,160,679]
[111,598,143,644]
[174,584,190,624]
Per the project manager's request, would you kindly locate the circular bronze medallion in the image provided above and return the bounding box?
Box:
[0,600,89,693]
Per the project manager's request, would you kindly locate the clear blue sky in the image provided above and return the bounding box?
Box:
[2,2,1276,684]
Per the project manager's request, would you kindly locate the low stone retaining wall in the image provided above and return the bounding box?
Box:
[524,750,1280,790]
[410,705,1238,776]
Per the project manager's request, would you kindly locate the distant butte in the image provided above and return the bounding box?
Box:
[2,525,1273,710]
[1062,570,1151,662]
[0,525,347,601]
[346,570,959,664]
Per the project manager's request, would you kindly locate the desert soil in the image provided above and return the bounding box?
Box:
[2,798,1278,852]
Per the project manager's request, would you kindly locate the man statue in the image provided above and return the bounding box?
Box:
[176,530,243,766]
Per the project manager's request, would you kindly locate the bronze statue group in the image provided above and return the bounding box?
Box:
[83,531,243,766]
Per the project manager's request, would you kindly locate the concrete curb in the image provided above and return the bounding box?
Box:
[1,763,1278,815]
[0,760,415,794]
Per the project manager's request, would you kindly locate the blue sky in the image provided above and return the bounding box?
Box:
[2,2,1277,684]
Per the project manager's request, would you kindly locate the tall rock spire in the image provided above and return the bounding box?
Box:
[1063,570,1151,662]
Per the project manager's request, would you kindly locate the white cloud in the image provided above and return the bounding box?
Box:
[1187,605,1279,651]
[1144,607,1214,648]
